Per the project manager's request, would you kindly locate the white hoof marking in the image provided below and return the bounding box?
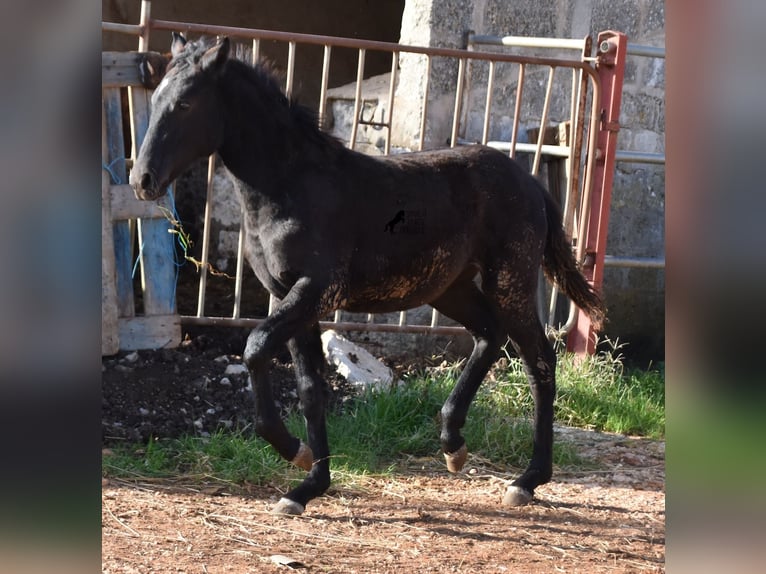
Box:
[271,497,305,515]
[502,485,533,506]
[443,444,468,473]
[291,442,314,471]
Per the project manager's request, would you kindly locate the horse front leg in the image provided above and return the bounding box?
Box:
[241,277,326,513]
[271,324,331,515]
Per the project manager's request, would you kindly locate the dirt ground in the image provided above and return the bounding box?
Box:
[102,328,665,573]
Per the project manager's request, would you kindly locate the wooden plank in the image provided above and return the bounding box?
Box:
[111,184,175,221]
[102,51,166,88]
[118,315,182,351]
[102,100,120,356]
[103,87,135,318]
[129,86,181,322]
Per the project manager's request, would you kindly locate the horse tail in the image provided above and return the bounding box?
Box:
[541,189,606,330]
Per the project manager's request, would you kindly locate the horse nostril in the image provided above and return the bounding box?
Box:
[140,172,154,191]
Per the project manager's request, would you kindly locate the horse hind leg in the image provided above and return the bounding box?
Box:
[501,309,557,507]
[430,277,505,473]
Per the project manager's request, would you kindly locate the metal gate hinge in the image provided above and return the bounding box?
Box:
[599,109,620,132]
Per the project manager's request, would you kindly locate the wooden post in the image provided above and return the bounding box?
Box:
[102,51,182,353]
[102,99,120,356]
[102,87,135,318]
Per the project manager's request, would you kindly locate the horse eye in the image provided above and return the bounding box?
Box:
[177,101,191,111]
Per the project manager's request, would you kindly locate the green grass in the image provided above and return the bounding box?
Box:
[103,343,664,486]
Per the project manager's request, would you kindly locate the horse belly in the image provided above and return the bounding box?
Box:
[344,246,470,313]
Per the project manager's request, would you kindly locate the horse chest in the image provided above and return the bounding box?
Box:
[241,216,313,296]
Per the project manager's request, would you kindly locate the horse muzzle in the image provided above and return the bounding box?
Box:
[129,169,165,201]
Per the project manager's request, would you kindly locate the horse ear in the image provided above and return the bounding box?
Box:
[171,32,187,57]
[200,36,230,73]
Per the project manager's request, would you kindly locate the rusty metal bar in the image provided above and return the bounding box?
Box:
[481,140,570,158]
[481,60,496,144]
[285,41,296,98]
[231,40,266,319]
[531,67,556,176]
[418,55,432,151]
[449,58,467,147]
[252,38,260,62]
[509,64,525,159]
[196,154,217,318]
[349,48,366,149]
[137,1,151,51]
[181,315,469,336]
[232,211,246,319]
[318,45,332,127]
[148,19,599,72]
[384,52,398,155]
[102,22,142,35]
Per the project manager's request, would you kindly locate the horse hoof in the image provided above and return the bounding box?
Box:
[291,442,314,471]
[444,444,468,473]
[502,485,533,506]
[272,497,305,516]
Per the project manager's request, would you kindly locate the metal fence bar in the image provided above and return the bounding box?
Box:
[480,140,571,158]
[604,256,665,269]
[418,55,432,151]
[615,150,665,164]
[626,43,665,59]
[231,41,265,319]
[102,22,141,35]
[285,41,296,98]
[195,154,217,317]
[384,52,398,155]
[509,64,525,159]
[481,60,496,145]
[318,44,332,126]
[449,58,467,147]
[232,210,247,319]
[531,66,556,176]
[182,315,469,336]
[137,0,151,51]
[349,48,366,150]
[468,34,588,52]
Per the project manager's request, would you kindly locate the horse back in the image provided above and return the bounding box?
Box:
[333,145,548,310]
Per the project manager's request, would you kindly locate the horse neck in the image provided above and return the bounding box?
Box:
[216,65,333,195]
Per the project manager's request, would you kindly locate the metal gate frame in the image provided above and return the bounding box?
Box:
[102,1,633,355]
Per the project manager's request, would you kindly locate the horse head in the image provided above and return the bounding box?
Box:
[130,34,231,200]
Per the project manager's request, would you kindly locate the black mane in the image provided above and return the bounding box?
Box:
[170,37,343,155]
